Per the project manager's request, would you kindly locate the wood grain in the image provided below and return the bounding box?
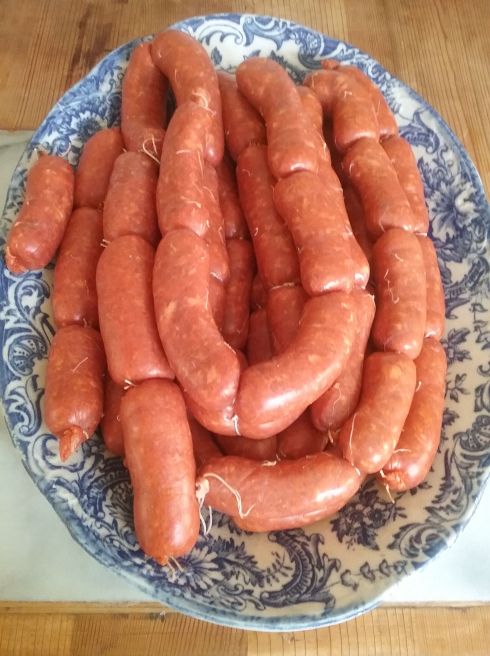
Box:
[0,0,488,191]
[0,603,489,656]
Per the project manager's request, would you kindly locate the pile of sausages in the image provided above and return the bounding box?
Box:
[5,30,447,566]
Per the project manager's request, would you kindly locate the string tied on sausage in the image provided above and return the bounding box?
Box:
[141,137,160,164]
[196,474,255,519]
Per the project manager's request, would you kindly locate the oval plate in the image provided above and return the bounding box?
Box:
[0,13,489,631]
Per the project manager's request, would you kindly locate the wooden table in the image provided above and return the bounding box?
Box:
[0,1,488,654]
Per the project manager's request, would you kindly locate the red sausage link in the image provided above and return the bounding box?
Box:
[198,452,362,532]
[277,412,328,459]
[343,184,373,263]
[379,338,447,491]
[121,379,199,563]
[103,152,159,246]
[101,377,125,457]
[188,415,222,468]
[153,229,241,412]
[208,276,226,332]
[53,207,103,329]
[250,274,267,311]
[305,69,379,152]
[381,135,429,234]
[151,30,223,165]
[236,292,357,437]
[218,72,266,161]
[322,61,398,138]
[96,235,173,385]
[215,434,278,461]
[237,145,299,289]
[247,308,273,365]
[222,239,255,350]
[297,86,331,164]
[236,58,320,179]
[215,155,249,239]
[311,290,375,431]
[266,285,307,354]
[6,155,74,274]
[372,228,427,359]
[74,128,124,209]
[274,171,356,295]
[338,352,416,473]
[343,137,418,238]
[121,42,168,159]
[157,102,211,237]
[44,325,105,461]
[417,236,445,340]
[202,163,229,283]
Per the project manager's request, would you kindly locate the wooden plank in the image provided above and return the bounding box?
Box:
[0,603,488,656]
[0,0,488,191]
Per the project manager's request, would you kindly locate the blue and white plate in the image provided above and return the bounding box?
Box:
[0,14,489,631]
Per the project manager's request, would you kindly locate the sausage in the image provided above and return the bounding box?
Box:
[151,30,223,165]
[198,452,362,532]
[247,308,273,365]
[44,325,105,461]
[153,229,241,412]
[215,434,278,461]
[381,135,429,234]
[96,235,173,385]
[222,239,255,350]
[236,58,319,179]
[417,236,445,340]
[266,285,307,354]
[305,69,379,152]
[343,184,373,263]
[218,72,266,161]
[237,145,299,289]
[379,338,447,491]
[274,171,356,295]
[208,276,226,332]
[236,292,357,438]
[311,290,375,431]
[277,412,328,459]
[297,85,331,163]
[101,377,125,457]
[372,228,427,359]
[156,102,211,237]
[103,152,160,246]
[202,163,229,283]
[321,61,398,138]
[215,155,249,239]
[342,137,418,238]
[52,207,103,329]
[121,42,168,159]
[188,415,222,468]
[121,379,199,563]
[250,274,267,311]
[6,155,74,274]
[338,352,416,473]
[74,128,124,209]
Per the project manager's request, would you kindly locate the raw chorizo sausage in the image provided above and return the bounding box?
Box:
[52,207,103,328]
[250,274,267,311]
[236,292,357,437]
[198,452,362,532]
[103,152,159,246]
[153,229,241,412]
[343,184,373,263]
[379,338,447,491]
[236,58,319,179]
[215,155,249,239]
[121,42,168,159]
[277,412,328,459]
[44,325,105,461]
[417,235,445,340]
[74,128,124,209]
[222,239,255,349]
[121,379,199,563]
[237,145,299,288]
[338,352,416,473]
[266,285,306,354]
[189,415,222,468]
[96,235,173,385]
[297,85,331,163]
[209,276,226,332]
[151,30,223,165]
[202,163,229,283]
[218,72,266,161]
[6,155,74,274]
[372,228,426,359]
[101,377,125,457]
[247,308,273,365]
